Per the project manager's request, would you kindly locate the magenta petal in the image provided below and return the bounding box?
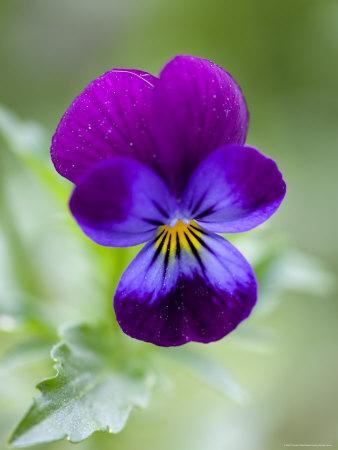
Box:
[51,69,158,184]
[114,231,256,346]
[152,55,249,194]
[182,145,286,233]
[70,158,176,247]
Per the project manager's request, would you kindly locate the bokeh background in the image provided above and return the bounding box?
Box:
[0,1,337,449]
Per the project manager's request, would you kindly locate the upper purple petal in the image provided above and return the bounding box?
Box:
[114,226,256,346]
[51,69,158,184]
[181,145,286,233]
[152,55,249,195]
[69,158,177,247]
[51,56,249,198]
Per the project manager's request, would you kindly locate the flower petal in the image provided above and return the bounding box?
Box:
[69,158,177,247]
[51,69,158,184]
[181,145,286,233]
[114,226,256,346]
[152,55,249,194]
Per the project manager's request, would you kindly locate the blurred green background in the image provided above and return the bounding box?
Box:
[0,1,337,449]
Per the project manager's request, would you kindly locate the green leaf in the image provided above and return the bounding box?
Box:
[0,337,53,374]
[162,347,247,403]
[8,323,154,447]
[265,250,335,297]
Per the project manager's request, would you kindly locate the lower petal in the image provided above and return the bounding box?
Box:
[114,228,257,346]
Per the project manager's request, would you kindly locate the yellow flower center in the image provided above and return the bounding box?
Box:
[155,219,203,257]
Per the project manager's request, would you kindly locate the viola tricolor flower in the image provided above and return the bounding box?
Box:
[51,55,286,346]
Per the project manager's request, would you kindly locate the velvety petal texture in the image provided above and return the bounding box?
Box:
[51,69,157,184]
[51,56,249,197]
[70,158,177,246]
[51,54,287,347]
[152,55,249,194]
[182,145,286,233]
[114,223,256,346]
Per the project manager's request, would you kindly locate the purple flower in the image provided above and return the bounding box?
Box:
[51,55,286,346]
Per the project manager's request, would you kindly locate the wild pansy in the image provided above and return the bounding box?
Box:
[51,55,286,346]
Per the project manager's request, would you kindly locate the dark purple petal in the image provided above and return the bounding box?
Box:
[152,55,249,195]
[114,227,256,346]
[182,145,286,233]
[70,158,177,247]
[51,69,158,184]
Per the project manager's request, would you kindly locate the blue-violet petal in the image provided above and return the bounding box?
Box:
[114,224,256,346]
[181,144,286,233]
[70,158,177,247]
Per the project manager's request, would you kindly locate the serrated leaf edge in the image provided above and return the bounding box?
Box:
[8,324,154,448]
